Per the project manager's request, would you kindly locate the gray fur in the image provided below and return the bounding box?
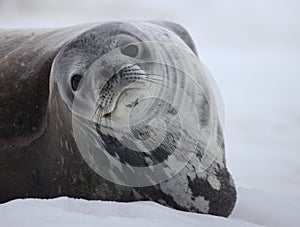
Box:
[0,21,236,217]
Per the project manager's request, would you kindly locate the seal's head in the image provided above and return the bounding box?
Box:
[49,21,220,187]
[50,21,197,114]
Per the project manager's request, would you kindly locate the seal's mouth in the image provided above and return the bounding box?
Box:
[102,88,141,118]
[93,63,163,125]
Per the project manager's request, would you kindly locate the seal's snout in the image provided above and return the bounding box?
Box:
[95,64,151,121]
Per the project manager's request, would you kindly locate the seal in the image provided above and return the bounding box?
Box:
[0,21,236,217]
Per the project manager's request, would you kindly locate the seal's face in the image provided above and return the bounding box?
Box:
[51,21,217,187]
[52,22,189,111]
[52,22,190,130]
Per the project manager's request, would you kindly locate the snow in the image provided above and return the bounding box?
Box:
[0,197,261,227]
[0,0,299,226]
[232,188,300,226]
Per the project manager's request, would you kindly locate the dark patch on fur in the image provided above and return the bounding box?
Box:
[96,129,179,167]
[187,166,237,217]
[134,185,189,212]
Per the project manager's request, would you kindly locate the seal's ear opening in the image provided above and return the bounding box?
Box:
[71,74,83,91]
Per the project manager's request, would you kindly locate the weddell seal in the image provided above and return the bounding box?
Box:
[0,21,236,217]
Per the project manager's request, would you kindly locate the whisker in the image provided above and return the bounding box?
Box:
[91,105,101,122]
[97,115,102,131]
[122,73,165,80]
[139,77,172,88]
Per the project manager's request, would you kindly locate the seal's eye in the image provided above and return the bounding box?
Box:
[121,44,139,58]
[71,74,83,91]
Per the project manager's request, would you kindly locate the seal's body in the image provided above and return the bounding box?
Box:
[0,21,236,217]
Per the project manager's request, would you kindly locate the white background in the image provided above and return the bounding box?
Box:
[0,0,299,226]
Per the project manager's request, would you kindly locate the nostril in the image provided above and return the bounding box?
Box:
[121,44,139,58]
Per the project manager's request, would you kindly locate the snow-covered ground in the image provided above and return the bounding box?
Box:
[1,197,261,227]
[0,0,300,226]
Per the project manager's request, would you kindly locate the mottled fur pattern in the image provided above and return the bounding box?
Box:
[0,21,236,217]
